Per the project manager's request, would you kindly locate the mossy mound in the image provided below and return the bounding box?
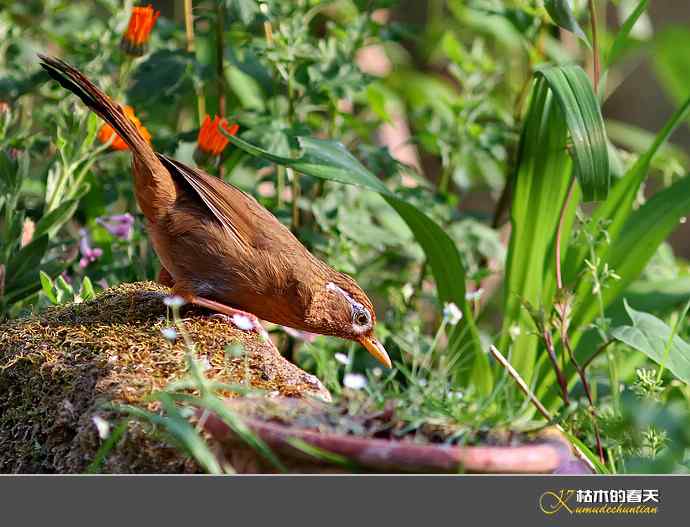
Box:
[0,282,329,473]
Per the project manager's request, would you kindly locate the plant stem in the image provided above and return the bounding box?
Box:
[286,65,300,230]
[583,339,613,371]
[588,0,600,90]
[216,1,226,178]
[543,328,570,405]
[561,325,605,463]
[276,165,285,208]
[438,162,451,194]
[290,167,300,229]
[183,0,205,126]
[183,0,194,52]
[555,175,576,290]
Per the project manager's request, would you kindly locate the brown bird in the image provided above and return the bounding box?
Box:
[39,54,391,368]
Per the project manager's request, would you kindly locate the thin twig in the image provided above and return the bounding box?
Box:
[583,339,613,371]
[489,345,597,473]
[216,2,226,178]
[183,0,194,52]
[543,328,570,405]
[489,346,551,421]
[183,0,205,126]
[560,321,605,463]
[588,0,600,90]
[555,176,576,290]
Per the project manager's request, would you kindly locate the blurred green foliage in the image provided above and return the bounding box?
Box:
[1,0,690,473]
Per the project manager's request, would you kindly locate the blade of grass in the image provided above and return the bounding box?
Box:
[119,401,223,474]
[501,64,608,381]
[606,0,649,67]
[224,132,492,393]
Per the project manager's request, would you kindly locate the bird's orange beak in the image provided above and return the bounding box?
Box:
[359,335,392,368]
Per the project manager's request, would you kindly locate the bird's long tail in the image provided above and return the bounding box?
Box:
[38,54,175,220]
[38,54,154,160]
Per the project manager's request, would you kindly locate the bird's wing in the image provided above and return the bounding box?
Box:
[157,154,259,247]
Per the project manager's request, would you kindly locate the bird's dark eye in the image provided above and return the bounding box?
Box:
[353,308,370,327]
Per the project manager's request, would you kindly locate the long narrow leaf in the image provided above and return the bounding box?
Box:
[536,65,609,201]
[575,173,690,331]
[500,64,607,380]
[607,0,649,67]
[566,97,690,323]
[544,0,591,48]
[226,133,492,393]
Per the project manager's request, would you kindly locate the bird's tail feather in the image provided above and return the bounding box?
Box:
[38,54,153,159]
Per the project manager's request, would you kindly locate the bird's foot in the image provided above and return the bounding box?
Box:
[210,311,263,334]
[190,295,268,339]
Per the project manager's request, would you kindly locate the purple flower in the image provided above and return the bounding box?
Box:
[96,213,134,240]
[78,228,103,269]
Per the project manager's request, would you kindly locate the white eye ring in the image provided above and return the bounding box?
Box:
[353,308,371,328]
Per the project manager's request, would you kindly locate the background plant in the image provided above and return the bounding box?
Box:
[1,0,689,473]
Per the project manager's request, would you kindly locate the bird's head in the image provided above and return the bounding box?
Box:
[304,272,391,368]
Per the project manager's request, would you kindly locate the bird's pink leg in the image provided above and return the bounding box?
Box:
[189,295,266,336]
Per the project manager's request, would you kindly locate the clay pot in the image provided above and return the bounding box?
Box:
[201,398,590,474]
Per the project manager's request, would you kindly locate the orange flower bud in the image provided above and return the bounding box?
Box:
[98,105,151,151]
[120,4,160,56]
[197,115,239,157]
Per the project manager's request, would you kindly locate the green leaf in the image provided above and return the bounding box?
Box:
[535,65,609,202]
[128,50,200,108]
[225,132,492,393]
[120,399,223,475]
[224,0,260,26]
[86,421,128,474]
[34,199,78,239]
[81,276,96,301]
[653,26,690,107]
[500,64,608,381]
[365,83,392,123]
[544,0,590,47]
[612,300,690,385]
[607,0,649,67]
[577,172,690,331]
[286,437,355,468]
[39,270,57,305]
[0,149,18,193]
[566,97,690,328]
[5,258,67,305]
[193,394,285,472]
[5,235,48,287]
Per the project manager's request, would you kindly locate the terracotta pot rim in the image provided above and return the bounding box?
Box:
[200,403,565,473]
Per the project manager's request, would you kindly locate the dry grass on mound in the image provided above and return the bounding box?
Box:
[0,281,329,473]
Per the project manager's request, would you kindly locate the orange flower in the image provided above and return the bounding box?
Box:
[120,4,160,56]
[197,115,239,156]
[98,105,151,151]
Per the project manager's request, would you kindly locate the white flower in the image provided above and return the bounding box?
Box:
[163,295,185,308]
[334,352,350,366]
[343,373,367,390]
[161,327,177,341]
[465,288,484,302]
[402,283,414,302]
[372,367,383,378]
[232,314,255,331]
[443,302,463,325]
[92,415,110,440]
[509,324,521,340]
[199,356,211,371]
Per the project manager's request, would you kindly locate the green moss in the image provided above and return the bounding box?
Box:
[0,281,328,473]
